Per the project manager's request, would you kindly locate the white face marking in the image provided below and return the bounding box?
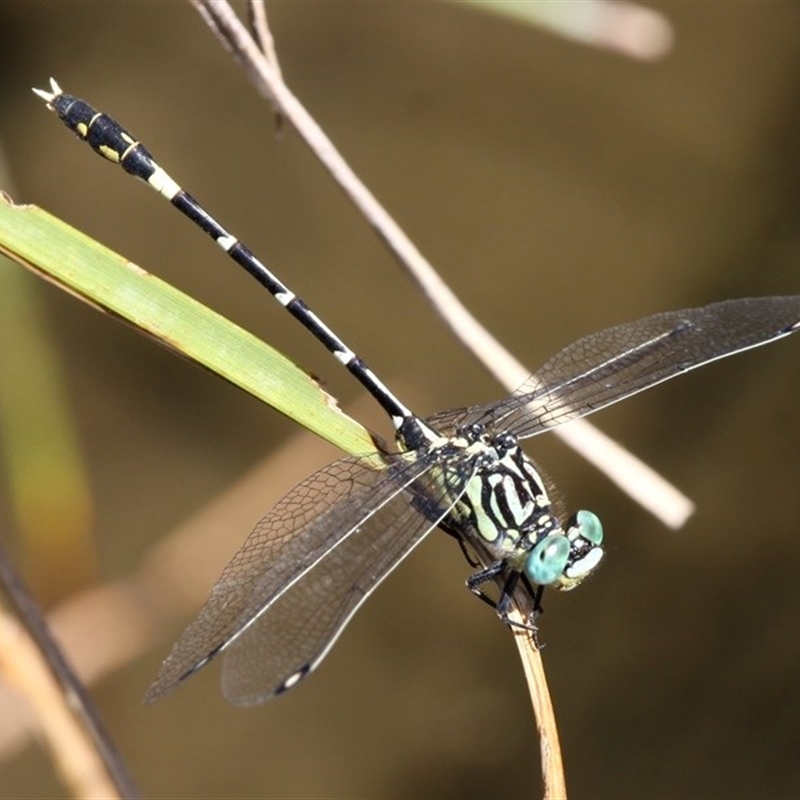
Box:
[216,234,237,252]
[566,547,604,579]
[567,524,582,542]
[148,166,182,200]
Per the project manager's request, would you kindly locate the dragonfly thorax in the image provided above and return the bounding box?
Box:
[449,425,604,592]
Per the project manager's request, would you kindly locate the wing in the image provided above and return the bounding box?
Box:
[221,451,475,704]
[145,449,473,703]
[427,296,800,439]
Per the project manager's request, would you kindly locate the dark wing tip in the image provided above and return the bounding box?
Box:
[143,645,224,704]
[275,663,312,696]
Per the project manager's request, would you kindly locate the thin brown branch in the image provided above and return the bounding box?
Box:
[508,604,567,800]
[0,540,139,799]
[0,610,121,799]
[247,0,282,79]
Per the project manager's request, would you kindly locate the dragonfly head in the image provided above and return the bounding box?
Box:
[525,509,604,591]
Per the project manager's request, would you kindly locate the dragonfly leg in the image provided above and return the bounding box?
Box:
[466,560,506,610]
[454,533,482,569]
[500,576,545,645]
[467,570,544,647]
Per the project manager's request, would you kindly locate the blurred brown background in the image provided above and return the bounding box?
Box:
[2,1,800,797]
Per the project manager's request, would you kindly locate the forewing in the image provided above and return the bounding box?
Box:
[427,296,800,439]
[145,451,441,702]
[221,451,475,705]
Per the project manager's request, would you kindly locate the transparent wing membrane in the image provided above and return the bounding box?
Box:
[221,453,475,704]
[146,450,474,703]
[428,297,800,439]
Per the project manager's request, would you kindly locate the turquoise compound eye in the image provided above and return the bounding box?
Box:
[526,534,570,586]
[572,510,603,545]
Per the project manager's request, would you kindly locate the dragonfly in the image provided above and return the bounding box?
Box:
[35,78,800,705]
